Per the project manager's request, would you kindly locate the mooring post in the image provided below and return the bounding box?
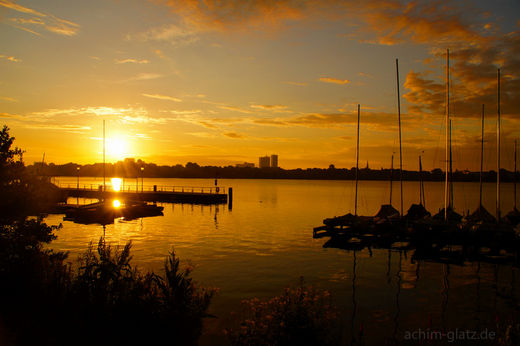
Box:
[228,187,233,210]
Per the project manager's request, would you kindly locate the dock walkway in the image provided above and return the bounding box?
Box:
[57,183,229,204]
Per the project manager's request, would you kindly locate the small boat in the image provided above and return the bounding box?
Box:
[64,201,120,225]
[64,200,163,225]
[121,200,164,220]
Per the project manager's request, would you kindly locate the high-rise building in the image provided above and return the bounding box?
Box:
[270,154,278,168]
[259,156,270,168]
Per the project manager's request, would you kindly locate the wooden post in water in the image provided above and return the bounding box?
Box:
[228,187,233,210]
[355,104,360,216]
[497,69,501,221]
[396,59,403,217]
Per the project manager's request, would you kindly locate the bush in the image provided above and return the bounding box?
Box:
[0,224,216,346]
[70,238,216,346]
[226,278,339,346]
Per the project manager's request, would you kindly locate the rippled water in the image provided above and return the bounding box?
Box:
[46,178,519,344]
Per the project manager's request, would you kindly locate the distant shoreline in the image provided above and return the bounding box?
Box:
[31,161,519,183]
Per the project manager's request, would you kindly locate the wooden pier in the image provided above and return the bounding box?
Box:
[57,183,229,205]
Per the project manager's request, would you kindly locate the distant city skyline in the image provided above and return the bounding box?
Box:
[1,1,519,171]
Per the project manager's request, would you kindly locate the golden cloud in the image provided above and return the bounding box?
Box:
[116,58,150,64]
[403,31,520,120]
[0,96,18,102]
[0,54,21,62]
[223,132,245,139]
[160,0,490,48]
[0,0,45,16]
[1,1,80,36]
[250,104,290,113]
[319,77,350,85]
[217,105,253,114]
[142,93,182,102]
[163,0,308,32]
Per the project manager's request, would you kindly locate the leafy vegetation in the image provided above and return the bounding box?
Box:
[226,279,339,346]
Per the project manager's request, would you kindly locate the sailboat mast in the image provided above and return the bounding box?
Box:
[449,119,454,208]
[479,104,485,208]
[419,155,423,206]
[497,69,501,221]
[444,49,450,221]
[396,59,403,217]
[515,139,517,210]
[355,104,360,216]
[390,154,394,205]
[103,119,106,193]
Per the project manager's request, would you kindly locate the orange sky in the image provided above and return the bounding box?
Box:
[1,0,519,170]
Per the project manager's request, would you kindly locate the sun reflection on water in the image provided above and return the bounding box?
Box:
[111,178,122,192]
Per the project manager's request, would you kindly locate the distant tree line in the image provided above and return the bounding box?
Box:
[28,158,519,182]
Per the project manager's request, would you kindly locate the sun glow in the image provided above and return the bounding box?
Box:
[106,136,132,161]
[111,178,122,192]
[112,199,121,208]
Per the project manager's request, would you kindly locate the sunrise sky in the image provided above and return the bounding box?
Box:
[1,0,519,170]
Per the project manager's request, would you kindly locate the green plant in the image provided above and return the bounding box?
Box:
[226,278,339,346]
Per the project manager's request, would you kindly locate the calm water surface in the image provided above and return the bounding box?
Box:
[46,178,519,344]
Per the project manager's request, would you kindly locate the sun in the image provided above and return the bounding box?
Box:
[106,136,131,160]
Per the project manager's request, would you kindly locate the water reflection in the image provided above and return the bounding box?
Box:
[46,178,520,344]
[331,247,519,343]
[351,250,357,346]
[393,251,402,342]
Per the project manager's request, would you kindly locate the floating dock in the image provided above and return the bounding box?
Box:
[57,183,229,205]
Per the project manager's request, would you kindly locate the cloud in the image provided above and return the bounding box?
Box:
[1,1,80,36]
[115,58,150,64]
[250,104,290,112]
[0,96,18,102]
[163,0,308,33]
[44,17,80,36]
[223,132,245,139]
[23,124,91,132]
[0,0,46,16]
[160,109,202,115]
[217,105,253,114]
[120,115,168,124]
[0,112,21,118]
[125,73,163,82]
[129,24,199,46]
[319,77,350,85]
[0,54,21,62]
[142,93,182,102]
[358,72,373,78]
[403,32,520,119]
[159,1,495,50]
[188,132,217,138]
[354,1,485,46]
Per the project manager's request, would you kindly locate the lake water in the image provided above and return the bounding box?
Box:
[46,178,519,345]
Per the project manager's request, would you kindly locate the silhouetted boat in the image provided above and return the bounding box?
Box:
[466,205,496,223]
[503,208,520,226]
[64,200,163,225]
[405,204,431,221]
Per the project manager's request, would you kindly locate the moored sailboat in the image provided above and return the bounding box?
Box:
[466,104,496,223]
